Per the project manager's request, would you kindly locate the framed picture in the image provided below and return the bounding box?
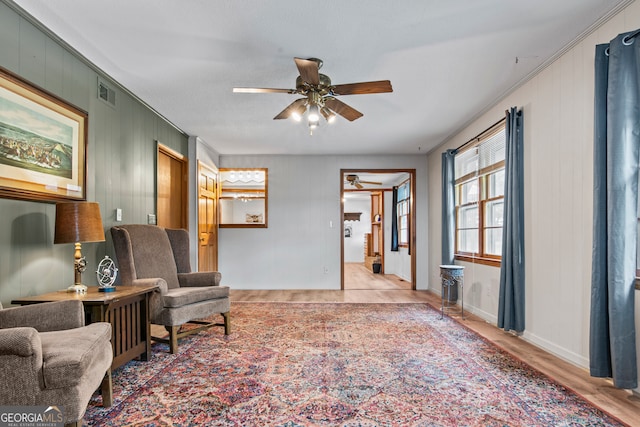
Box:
[0,67,87,202]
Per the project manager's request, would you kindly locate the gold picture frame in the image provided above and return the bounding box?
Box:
[0,67,87,202]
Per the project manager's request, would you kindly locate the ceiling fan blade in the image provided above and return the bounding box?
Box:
[359,180,382,185]
[294,57,320,86]
[331,80,393,95]
[355,182,363,189]
[274,98,307,120]
[233,87,296,94]
[324,97,363,121]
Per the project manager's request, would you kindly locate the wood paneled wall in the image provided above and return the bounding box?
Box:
[0,2,189,305]
[426,0,640,383]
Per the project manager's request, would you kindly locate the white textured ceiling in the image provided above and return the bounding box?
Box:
[11,0,629,155]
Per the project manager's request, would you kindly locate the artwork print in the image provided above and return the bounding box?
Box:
[0,68,87,202]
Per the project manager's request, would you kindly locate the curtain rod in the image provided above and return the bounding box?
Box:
[454,115,506,153]
[626,28,640,41]
[605,28,640,56]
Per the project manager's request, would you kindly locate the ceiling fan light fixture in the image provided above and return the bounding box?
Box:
[321,107,336,124]
[289,101,307,121]
[308,118,319,136]
[308,103,320,122]
[235,57,392,130]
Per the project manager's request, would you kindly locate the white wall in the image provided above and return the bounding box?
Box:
[427,1,640,389]
[218,155,427,290]
[383,192,411,281]
[343,197,371,263]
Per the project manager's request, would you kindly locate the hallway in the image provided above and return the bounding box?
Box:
[343,262,412,290]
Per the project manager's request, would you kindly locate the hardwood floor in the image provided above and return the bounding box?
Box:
[343,262,412,290]
[230,273,640,426]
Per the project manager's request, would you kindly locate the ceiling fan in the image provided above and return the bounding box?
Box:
[345,174,382,189]
[233,57,392,132]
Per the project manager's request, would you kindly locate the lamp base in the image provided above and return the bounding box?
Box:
[99,286,116,293]
[67,284,87,293]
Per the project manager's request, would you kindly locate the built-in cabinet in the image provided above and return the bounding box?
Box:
[219,168,268,228]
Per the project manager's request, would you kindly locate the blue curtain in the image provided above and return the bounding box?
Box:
[441,150,456,265]
[590,30,639,389]
[497,107,525,333]
[391,186,399,251]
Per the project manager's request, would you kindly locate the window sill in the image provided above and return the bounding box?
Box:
[454,255,501,268]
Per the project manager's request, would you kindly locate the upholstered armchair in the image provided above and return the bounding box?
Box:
[110,224,230,354]
[0,300,113,427]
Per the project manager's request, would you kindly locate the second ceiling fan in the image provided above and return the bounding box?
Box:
[233,57,392,131]
[345,174,382,189]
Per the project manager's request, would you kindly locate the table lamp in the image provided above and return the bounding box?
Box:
[54,202,105,293]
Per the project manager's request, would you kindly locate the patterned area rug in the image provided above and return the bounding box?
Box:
[85,303,626,426]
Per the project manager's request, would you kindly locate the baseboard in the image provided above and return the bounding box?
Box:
[521,331,589,369]
[462,305,497,324]
[452,301,588,369]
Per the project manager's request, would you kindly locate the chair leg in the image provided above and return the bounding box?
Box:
[167,325,179,354]
[222,312,231,335]
[101,369,113,407]
[64,420,82,427]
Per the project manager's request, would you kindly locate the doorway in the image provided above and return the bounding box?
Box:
[157,144,188,229]
[341,169,416,290]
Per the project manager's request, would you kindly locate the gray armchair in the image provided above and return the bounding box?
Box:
[110,224,230,354]
[0,300,113,427]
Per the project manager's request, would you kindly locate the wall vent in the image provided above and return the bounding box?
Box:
[97,78,116,107]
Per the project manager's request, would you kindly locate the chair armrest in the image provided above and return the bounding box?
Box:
[132,278,167,294]
[0,328,43,404]
[132,278,168,321]
[177,271,221,287]
[0,300,84,332]
[0,327,42,357]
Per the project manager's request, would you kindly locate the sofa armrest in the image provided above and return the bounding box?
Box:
[177,271,221,288]
[0,300,84,332]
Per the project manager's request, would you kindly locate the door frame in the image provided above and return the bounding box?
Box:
[340,168,416,290]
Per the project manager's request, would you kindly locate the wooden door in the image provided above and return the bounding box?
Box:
[157,144,188,229]
[198,162,218,271]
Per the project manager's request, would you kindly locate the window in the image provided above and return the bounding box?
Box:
[397,179,410,246]
[454,121,506,265]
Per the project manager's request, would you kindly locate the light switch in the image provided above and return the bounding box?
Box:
[116,208,122,222]
[147,214,157,225]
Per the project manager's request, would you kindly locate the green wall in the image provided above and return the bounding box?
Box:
[0,2,189,305]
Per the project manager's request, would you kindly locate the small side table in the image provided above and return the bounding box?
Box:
[439,265,465,319]
[12,285,157,370]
